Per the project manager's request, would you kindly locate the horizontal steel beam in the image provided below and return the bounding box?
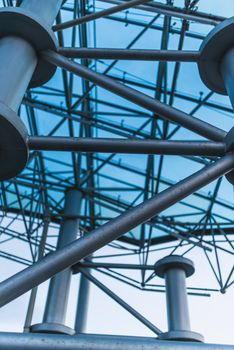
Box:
[75,261,156,271]
[0,152,233,307]
[58,48,200,61]
[0,332,233,350]
[53,0,151,31]
[42,50,226,142]
[28,137,226,156]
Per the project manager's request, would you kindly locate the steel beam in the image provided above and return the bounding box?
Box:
[42,50,226,141]
[0,152,233,307]
[53,0,151,31]
[78,267,162,335]
[0,332,232,350]
[28,137,226,156]
[58,48,200,61]
[99,0,224,26]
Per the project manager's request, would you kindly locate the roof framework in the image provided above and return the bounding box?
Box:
[0,0,233,345]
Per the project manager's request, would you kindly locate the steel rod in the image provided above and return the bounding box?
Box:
[28,136,225,156]
[74,262,156,271]
[58,48,200,62]
[0,153,233,307]
[24,209,51,332]
[42,50,226,141]
[78,267,162,335]
[53,0,151,31]
[75,271,90,333]
[100,0,224,26]
[0,332,233,350]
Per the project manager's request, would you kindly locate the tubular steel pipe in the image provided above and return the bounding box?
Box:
[0,36,37,112]
[0,152,233,307]
[100,0,224,26]
[78,268,162,335]
[41,190,81,331]
[0,333,232,350]
[58,48,200,62]
[53,0,151,31]
[42,50,226,142]
[0,0,63,111]
[75,272,90,333]
[28,136,226,156]
[20,0,63,26]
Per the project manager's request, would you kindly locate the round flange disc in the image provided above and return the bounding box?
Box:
[30,323,75,335]
[155,255,195,278]
[158,330,204,342]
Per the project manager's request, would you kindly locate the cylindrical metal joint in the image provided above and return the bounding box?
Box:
[31,189,82,335]
[155,255,204,342]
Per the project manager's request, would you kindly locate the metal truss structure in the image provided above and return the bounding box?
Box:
[0,0,233,348]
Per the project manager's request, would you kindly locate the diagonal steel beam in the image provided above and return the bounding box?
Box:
[53,0,152,31]
[42,50,226,141]
[0,152,233,307]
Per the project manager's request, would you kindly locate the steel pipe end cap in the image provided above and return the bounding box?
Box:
[158,330,204,342]
[0,102,28,180]
[30,323,75,335]
[154,255,195,278]
[0,7,58,87]
[198,17,234,94]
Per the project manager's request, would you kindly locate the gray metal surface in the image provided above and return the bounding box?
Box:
[0,332,232,350]
[28,137,226,156]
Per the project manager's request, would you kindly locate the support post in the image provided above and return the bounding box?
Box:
[31,189,82,335]
[155,256,203,342]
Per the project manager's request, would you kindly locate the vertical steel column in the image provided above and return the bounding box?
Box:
[155,255,204,342]
[31,189,82,335]
[75,271,90,333]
